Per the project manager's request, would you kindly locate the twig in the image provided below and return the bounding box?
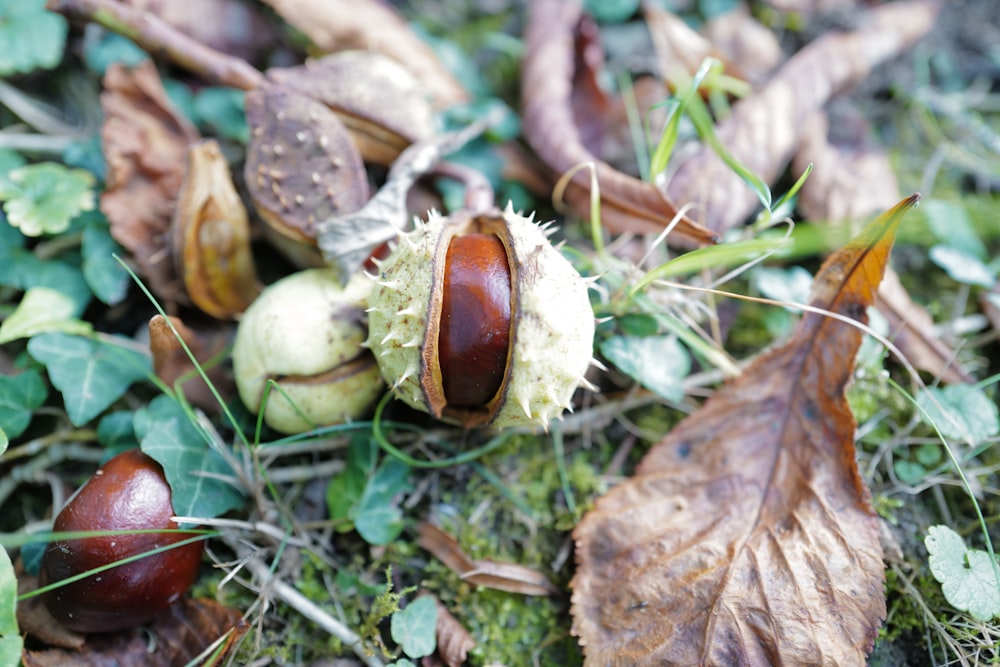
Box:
[46,0,264,90]
[242,556,386,667]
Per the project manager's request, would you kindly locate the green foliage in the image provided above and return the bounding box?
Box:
[0,162,95,236]
[584,0,639,23]
[359,567,413,652]
[926,525,1000,621]
[81,216,130,306]
[0,286,92,343]
[0,369,47,440]
[928,245,996,287]
[82,29,147,75]
[917,384,1000,446]
[327,435,412,545]
[0,0,67,76]
[136,395,245,521]
[599,334,690,402]
[0,545,21,665]
[390,595,437,659]
[27,332,150,426]
[193,87,249,143]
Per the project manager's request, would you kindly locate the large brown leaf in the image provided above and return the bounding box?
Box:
[571,195,920,665]
[521,0,718,247]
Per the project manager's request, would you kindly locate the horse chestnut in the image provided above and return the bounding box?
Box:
[39,449,204,633]
[367,204,596,429]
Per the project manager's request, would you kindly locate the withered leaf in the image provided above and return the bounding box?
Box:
[173,139,260,320]
[664,1,937,234]
[420,592,476,667]
[22,597,246,667]
[149,314,233,412]
[259,0,468,109]
[418,522,559,596]
[792,108,970,384]
[101,60,200,306]
[571,196,920,665]
[521,0,718,247]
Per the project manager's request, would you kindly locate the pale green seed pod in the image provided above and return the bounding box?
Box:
[232,269,383,433]
[366,204,596,429]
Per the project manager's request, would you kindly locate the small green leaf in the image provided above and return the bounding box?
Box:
[0,370,47,440]
[600,335,691,402]
[193,87,248,143]
[137,395,245,521]
[391,596,438,659]
[82,217,129,305]
[0,286,92,343]
[584,0,639,23]
[326,436,410,545]
[97,411,138,453]
[929,245,996,288]
[0,0,67,76]
[0,163,95,236]
[82,29,147,75]
[893,459,927,485]
[917,384,1000,445]
[926,525,1000,621]
[0,544,22,664]
[752,266,813,308]
[27,332,151,426]
[922,199,988,260]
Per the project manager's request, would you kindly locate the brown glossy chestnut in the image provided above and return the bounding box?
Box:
[439,233,512,407]
[39,449,204,633]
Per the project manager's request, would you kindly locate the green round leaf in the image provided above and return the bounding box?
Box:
[926,525,1000,621]
[0,162,95,237]
[600,334,691,402]
[0,0,67,76]
[917,384,1000,445]
[391,596,438,659]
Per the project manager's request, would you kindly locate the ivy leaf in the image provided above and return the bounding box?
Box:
[0,370,47,440]
[0,0,67,76]
[390,596,438,659]
[27,332,151,426]
[0,544,22,665]
[193,87,248,143]
[917,384,1000,446]
[326,436,411,545]
[926,525,1000,621]
[0,286,92,344]
[136,395,245,521]
[0,163,95,236]
[600,334,691,402]
[97,411,139,454]
[82,216,130,305]
[928,245,996,288]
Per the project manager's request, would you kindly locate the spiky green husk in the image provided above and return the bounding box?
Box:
[366,205,596,429]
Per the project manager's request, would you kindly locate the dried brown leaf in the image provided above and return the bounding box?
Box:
[22,597,246,667]
[664,0,937,234]
[173,139,260,319]
[16,573,86,651]
[418,521,559,596]
[101,60,199,306]
[703,5,784,85]
[420,592,476,667]
[792,108,970,383]
[259,0,468,109]
[521,0,718,247]
[572,196,920,665]
[149,314,233,411]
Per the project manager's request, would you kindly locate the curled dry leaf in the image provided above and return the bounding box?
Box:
[572,196,920,665]
[173,139,260,319]
[22,597,246,667]
[792,107,970,383]
[265,51,435,166]
[664,0,938,234]
[101,60,199,306]
[258,0,468,109]
[521,0,718,247]
[418,521,559,596]
[244,82,369,245]
[420,592,476,667]
[149,314,233,411]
